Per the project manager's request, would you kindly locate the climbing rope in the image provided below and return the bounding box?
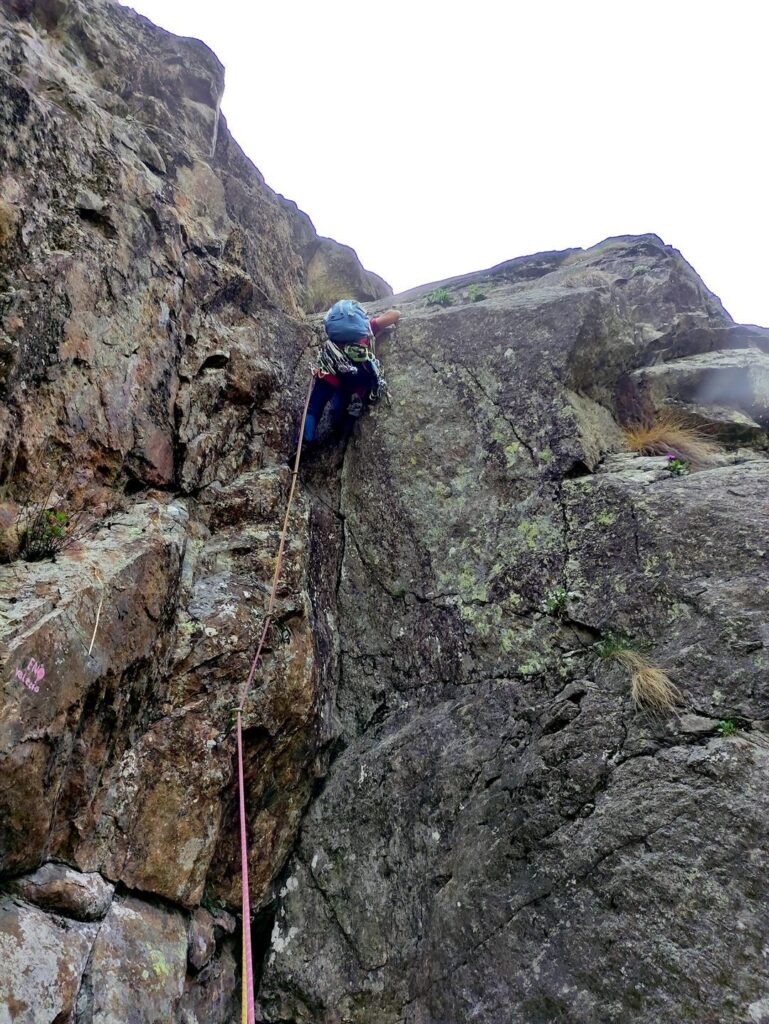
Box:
[234,376,314,1024]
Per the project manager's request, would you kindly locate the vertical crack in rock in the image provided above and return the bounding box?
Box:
[73,912,106,1024]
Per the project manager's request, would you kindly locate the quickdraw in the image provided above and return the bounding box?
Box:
[311,338,358,380]
[367,354,392,406]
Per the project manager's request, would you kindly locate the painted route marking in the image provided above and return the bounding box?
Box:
[15,657,45,693]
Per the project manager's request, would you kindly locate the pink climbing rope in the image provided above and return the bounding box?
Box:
[235,377,314,1024]
[237,718,255,1024]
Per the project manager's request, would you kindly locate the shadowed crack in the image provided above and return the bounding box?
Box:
[298,852,387,974]
[73,912,108,1024]
[343,521,452,607]
[451,358,538,466]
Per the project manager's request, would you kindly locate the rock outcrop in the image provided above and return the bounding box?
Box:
[258,240,769,1024]
[2,2,769,1023]
[0,0,379,1018]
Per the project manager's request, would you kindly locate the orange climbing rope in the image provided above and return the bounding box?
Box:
[235,378,314,1024]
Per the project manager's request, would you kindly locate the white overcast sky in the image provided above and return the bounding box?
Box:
[122,0,767,326]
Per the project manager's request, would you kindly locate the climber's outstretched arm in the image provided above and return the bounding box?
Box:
[374,309,401,330]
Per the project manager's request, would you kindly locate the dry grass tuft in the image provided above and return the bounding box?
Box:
[622,409,720,466]
[613,648,683,712]
[0,200,20,247]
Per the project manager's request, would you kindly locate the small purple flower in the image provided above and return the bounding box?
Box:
[666,453,676,461]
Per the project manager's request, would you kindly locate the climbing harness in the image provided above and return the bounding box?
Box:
[311,335,391,404]
[233,376,313,1024]
[347,330,392,405]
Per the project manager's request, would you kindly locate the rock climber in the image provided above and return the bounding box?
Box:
[296,300,401,460]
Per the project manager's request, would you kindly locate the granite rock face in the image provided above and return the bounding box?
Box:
[0,0,376,1017]
[259,240,769,1024]
[2,2,769,1023]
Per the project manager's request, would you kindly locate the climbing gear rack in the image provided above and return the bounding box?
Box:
[311,338,359,380]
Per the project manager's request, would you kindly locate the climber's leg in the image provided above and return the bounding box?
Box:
[327,386,352,442]
[303,377,337,443]
[287,377,335,466]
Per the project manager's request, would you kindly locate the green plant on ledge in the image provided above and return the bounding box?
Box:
[200,891,228,914]
[468,284,487,302]
[19,507,73,561]
[665,454,689,476]
[425,287,452,307]
[717,719,738,737]
[595,633,633,659]
[542,585,579,617]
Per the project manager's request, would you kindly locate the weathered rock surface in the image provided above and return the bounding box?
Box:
[1,499,188,879]
[178,940,239,1024]
[2,2,769,1023]
[188,906,216,971]
[4,862,114,920]
[0,894,98,1023]
[632,347,769,444]
[79,897,188,1022]
[279,195,391,311]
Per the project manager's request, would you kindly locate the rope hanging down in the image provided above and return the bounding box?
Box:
[235,377,314,1024]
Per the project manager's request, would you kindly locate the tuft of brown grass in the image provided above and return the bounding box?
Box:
[622,409,720,466]
[0,200,20,247]
[612,648,683,712]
